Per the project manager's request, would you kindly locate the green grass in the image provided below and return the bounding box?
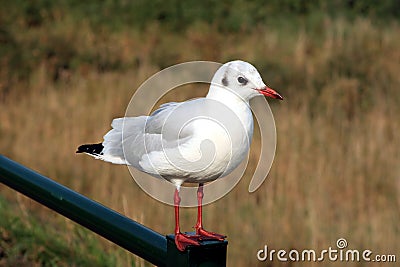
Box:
[0,196,134,267]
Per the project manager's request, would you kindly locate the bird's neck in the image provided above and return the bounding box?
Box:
[206,85,250,106]
[206,85,253,127]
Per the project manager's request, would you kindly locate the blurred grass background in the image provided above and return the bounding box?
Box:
[1,1,400,266]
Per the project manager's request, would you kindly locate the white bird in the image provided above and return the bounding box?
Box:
[77,60,283,251]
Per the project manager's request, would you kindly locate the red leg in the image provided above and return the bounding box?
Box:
[174,188,199,251]
[195,183,226,240]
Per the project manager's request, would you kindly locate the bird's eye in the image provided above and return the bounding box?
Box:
[237,76,248,85]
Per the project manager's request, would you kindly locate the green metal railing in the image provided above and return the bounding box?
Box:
[0,155,227,266]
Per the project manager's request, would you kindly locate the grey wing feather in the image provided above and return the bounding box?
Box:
[100,101,191,169]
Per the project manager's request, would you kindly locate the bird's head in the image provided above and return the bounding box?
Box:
[210,60,283,102]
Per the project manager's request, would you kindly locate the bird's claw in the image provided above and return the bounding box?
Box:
[175,233,200,251]
[196,227,226,241]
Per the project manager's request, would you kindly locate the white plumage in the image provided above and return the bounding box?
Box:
[77,60,282,251]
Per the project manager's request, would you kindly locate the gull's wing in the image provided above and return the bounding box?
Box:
[98,100,198,172]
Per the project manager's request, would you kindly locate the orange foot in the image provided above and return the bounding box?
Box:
[175,233,200,251]
[196,227,226,241]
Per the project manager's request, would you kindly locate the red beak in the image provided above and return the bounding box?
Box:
[257,86,283,100]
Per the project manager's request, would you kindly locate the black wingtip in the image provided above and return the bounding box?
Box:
[76,143,104,155]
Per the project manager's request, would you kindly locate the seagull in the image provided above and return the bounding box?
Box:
[77,60,283,251]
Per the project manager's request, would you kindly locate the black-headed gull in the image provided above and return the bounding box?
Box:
[77,60,283,251]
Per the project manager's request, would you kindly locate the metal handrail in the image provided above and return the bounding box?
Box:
[0,155,167,267]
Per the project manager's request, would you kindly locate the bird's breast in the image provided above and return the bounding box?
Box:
[180,112,252,180]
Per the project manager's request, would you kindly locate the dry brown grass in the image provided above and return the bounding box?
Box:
[1,17,400,266]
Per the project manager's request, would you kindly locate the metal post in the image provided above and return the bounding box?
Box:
[0,155,228,266]
[167,235,228,267]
